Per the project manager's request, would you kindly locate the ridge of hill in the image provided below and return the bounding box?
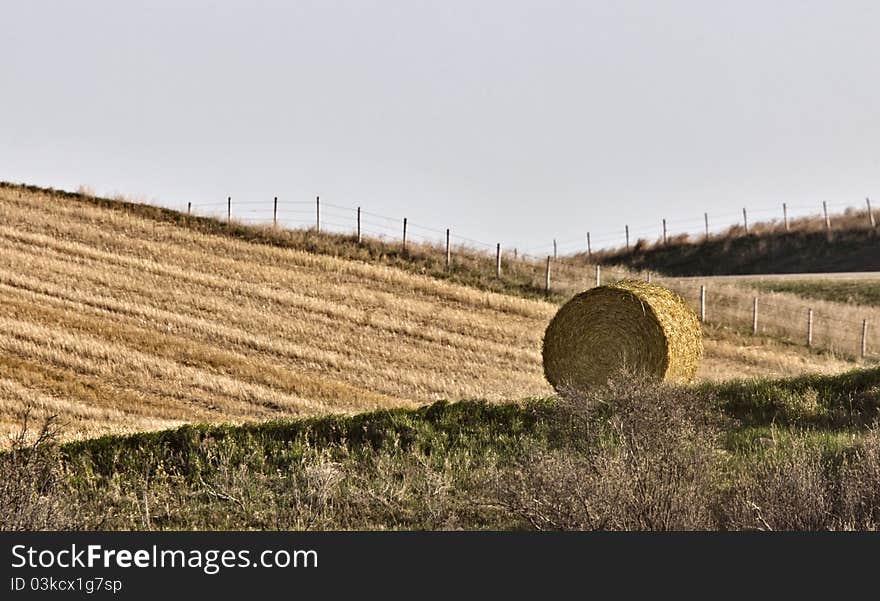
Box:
[0,181,556,301]
[591,212,880,276]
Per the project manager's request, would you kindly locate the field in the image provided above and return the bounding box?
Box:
[750,278,880,307]
[0,184,858,441]
[3,184,880,531]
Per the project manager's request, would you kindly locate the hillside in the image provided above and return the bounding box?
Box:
[3,184,880,531]
[0,184,860,440]
[592,211,880,276]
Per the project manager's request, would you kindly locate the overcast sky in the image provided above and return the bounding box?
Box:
[2,1,878,255]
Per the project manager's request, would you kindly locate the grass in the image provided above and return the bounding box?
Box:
[751,279,880,307]
[707,367,880,428]
[5,369,880,530]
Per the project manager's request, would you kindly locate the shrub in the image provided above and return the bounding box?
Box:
[0,410,72,530]
[488,375,723,530]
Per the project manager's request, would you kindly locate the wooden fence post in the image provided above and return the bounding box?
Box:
[861,319,869,359]
[316,196,320,232]
[273,196,278,227]
[823,201,830,230]
[402,218,408,252]
[807,308,814,347]
[227,196,231,222]
[625,225,630,251]
[783,203,789,232]
[742,208,749,234]
[357,207,362,243]
[587,233,592,259]
[699,285,706,323]
[187,201,191,216]
[445,229,451,271]
[752,297,758,335]
[553,239,557,260]
[545,256,551,293]
[595,265,601,287]
[867,198,875,228]
[662,219,668,245]
[496,243,501,278]
[704,212,709,241]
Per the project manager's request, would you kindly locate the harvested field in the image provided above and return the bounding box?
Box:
[0,186,861,439]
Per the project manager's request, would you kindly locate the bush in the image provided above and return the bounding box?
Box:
[720,424,880,530]
[487,375,723,530]
[0,410,72,530]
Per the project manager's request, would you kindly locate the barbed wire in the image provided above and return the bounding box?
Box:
[178,193,880,358]
[182,192,877,260]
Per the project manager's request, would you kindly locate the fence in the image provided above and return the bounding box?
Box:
[177,194,879,362]
[655,277,875,361]
[182,194,879,262]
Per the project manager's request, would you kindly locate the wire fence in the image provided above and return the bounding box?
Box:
[177,194,879,261]
[174,194,879,361]
[510,257,879,361]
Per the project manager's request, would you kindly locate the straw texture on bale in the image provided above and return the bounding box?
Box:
[542,280,702,390]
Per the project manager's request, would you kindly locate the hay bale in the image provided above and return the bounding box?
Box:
[542,280,702,390]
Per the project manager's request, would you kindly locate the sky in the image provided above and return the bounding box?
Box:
[2,1,878,256]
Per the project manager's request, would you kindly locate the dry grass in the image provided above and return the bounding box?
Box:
[0,186,864,440]
[658,276,880,359]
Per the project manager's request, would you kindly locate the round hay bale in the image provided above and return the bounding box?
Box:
[542,280,702,390]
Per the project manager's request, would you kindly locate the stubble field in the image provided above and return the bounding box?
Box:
[0,186,858,440]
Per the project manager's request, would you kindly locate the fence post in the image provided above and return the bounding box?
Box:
[227,196,231,222]
[587,232,592,259]
[704,212,709,241]
[357,207,362,243]
[646,272,652,283]
[553,239,557,260]
[496,243,501,278]
[807,308,814,347]
[868,198,876,228]
[625,225,630,251]
[187,201,191,216]
[273,196,278,227]
[752,297,759,335]
[742,208,749,234]
[595,265,601,287]
[402,218,407,252]
[316,196,320,232]
[545,256,551,293]
[861,319,869,359]
[823,201,830,230]
[445,229,451,271]
[783,203,789,232]
[514,248,518,260]
[699,285,706,323]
